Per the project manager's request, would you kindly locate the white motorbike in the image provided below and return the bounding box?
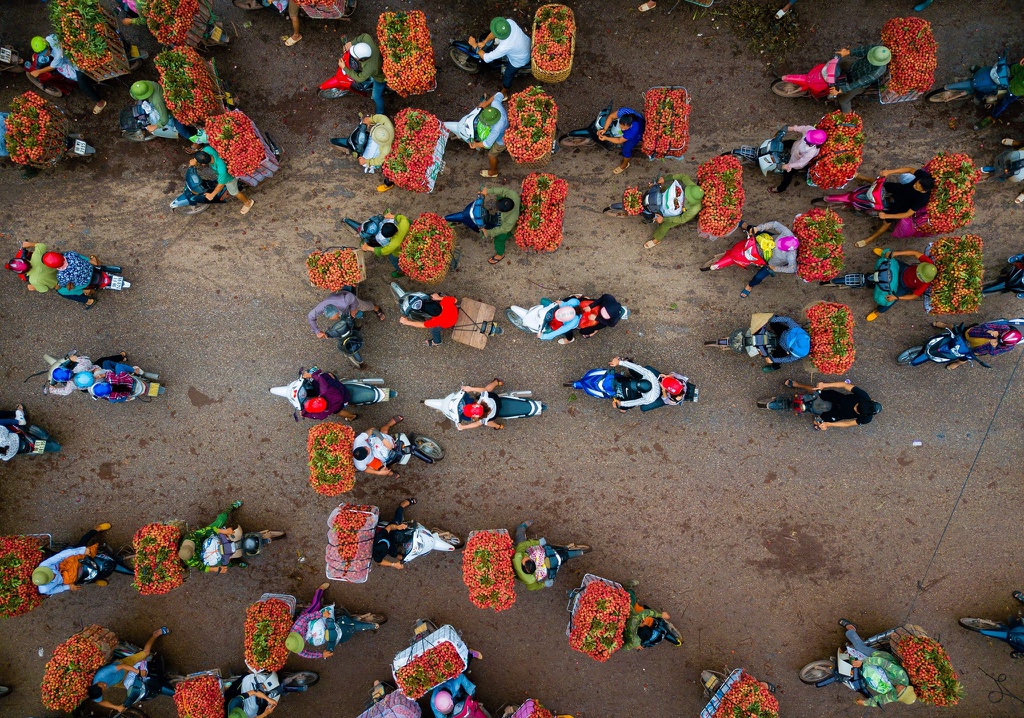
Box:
[270,368,395,418]
[443,106,481,146]
[403,521,461,562]
[225,669,319,718]
[42,353,165,402]
[424,389,544,425]
[506,298,629,340]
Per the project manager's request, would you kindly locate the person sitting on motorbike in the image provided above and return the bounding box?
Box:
[356,115,394,172]
[6,241,59,293]
[648,373,690,409]
[981,145,1024,205]
[598,108,645,174]
[839,620,917,707]
[353,416,404,476]
[512,520,586,590]
[0,405,27,462]
[646,175,704,249]
[297,369,357,421]
[539,300,582,343]
[471,17,531,90]
[855,167,934,245]
[623,580,682,650]
[400,293,459,347]
[575,293,627,340]
[28,35,107,114]
[129,81,193,140]
[430,673,481,718]
[371,498,416,570]
[934,321,1023,370]
[780,380,880,431]
[829,45,891,113]
[446,95,507,179]
[457,379,504,431]
[342,37,387,115]
[977,58,1024,131]
[479,186,520,265]
[31,522,113,594]
[770,127,827,194]
[308,290,385,338]
[357,212,409,277]
[177,501,244,572]
[191,147,255,214]
[286,582,381,660]
[605,357,660,412]
[48,250,100,307]
[757,315,810,371]
[863,248,935,321]
[87,627,173,712]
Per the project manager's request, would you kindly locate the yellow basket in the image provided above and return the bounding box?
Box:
[531,4,575,84]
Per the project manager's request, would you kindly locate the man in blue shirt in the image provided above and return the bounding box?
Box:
[598,107,645,174]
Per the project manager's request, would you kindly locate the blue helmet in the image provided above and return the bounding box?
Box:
[73,371,95,389]
[780,327,811,358]
[52,367,73,383]
[92,382,112,397]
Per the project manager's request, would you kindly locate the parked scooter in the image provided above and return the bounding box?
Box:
[960,591,1024,658]
[445,193,498,233]
[925,54,1012,107]
[323,313,366,368]
[448,34,534,79]
[319,49,374,101]
[896,323,987,367]
[424,388,544,425]
[391,283,501,337]
[727,127,789,175]
[771,56,882,103]
[271,368,396,417]
[224,669,319,718]
[0,44,24,74]
[983,254,1024,298]
[559,103,622,150]
[506,296,629,339]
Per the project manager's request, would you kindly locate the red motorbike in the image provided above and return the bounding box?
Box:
[819,176,888,216]
[24,53,76,97]
[318,50,372,100]
[771,57,880,102]
[700,229,767,272]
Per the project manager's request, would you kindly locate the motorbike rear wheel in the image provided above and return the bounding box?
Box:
[174,203,211,216]
[282,671,320,688]
[318,88,349,100]
[925,87,970,103]
[959,617,1003,632]
[27,73,64,97]
[896,346,924,366]
[448,46,480,73]
[558,135,594,148]
[799,659,835,684]
[413,435,445,461]
[771,79,808,98]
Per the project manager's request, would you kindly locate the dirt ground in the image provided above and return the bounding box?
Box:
[1,0,1024,716]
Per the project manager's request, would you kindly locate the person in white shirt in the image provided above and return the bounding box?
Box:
[771,125,827,194]
[470,17,531,90]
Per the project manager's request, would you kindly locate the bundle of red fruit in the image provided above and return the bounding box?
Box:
[41,628,113,711]
[622,186,643,216]
[806,302,855,375]
[132,522,186,596]
[531,5,575,79]
[697,155,745,238]
[569,580,631,662]
[307,249,364,290]
[398,213,455,284]
[520,702,554,718]
[4,92,69,168]
[0,535,46,618]
[143,0,201,46]
[330,504,376,562]
[808,111,864,189]
[206,111,265,178]
[394,640,465,699]
[881,17,937,96]
[927,234,983,314]
[244,598,293,672]
[173,672,224,718]
[377,11,436,97]
[155,46,222,125]
[515,172,568,252]
[307,422,356,496]
[462,530,517,611]
[920,153,982,234]
[794,208,845,282]
[383,108,445,192]
[640,87,691,158]
[710,672,779,718]
[892,634,963,706]
[48,0,125,74]
[505,86,558,164]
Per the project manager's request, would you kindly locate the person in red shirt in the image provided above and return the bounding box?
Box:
[399,293,459,347]
[866,249,935,321]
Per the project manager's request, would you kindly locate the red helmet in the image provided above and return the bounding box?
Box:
[303,397,328,413]
[5,258,28,273]
[42,251,64,268]
[462,402,484,419]
[661,376,684,395]
[1000,329,1022,346]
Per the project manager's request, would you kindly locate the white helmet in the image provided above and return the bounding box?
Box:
[351,42,372,60]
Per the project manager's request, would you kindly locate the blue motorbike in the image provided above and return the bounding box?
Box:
[925,54,1014,114]
[444,194,497,233]
[448,35,534,79]
[896,323,990,368]
[960,592,1024,658]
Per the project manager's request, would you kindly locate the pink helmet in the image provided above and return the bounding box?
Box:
[5,258,28,273]
[433,690,454,714]
[777,235,799,252]
[805,129,827,146]
[1000,329,1022,346]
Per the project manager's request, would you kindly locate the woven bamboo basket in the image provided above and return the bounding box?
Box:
[530,4,575,83]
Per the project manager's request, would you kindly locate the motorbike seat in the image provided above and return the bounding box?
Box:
[344,382,378,405]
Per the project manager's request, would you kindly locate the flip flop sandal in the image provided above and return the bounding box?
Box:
[425,339,440,347]
[479,170,498,178]
[638,1,656,10]
[374,308,386,321]
[282,35,301,46]
[783,379,797,388]
[1003,138,1019,146]
[391,415,404,423]
[240,200,254,215]
[488,254,505,264]
[613,165,627,174]
[84,298,97,309]
[1015,193,1024,204]
[739,288,751,298]
[406,497,417,506]
[557,337,575,344]
[92,102,107,115]
[643,239,660,249]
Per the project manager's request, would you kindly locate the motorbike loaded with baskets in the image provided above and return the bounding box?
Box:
[391,620,473,700]
[700,668,778,718]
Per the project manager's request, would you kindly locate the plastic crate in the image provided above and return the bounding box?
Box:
[878,72,923,105]
[301,0,350,19]
[258,593,297,616]
[424,120,449,192]
[325,505,379,583]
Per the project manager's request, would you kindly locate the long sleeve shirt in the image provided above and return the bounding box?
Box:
[482,187,521,238]
[652,174,701,241]
[752,221,797,273]
[344,34,386,84]
[835,46,888,93]
[141,82,170,127]
[362,115,394,167]
[49,356,96,396]
[430,674,477,718]
[761,317,803,364]
[27,243,58,292]
[784,126,820,170]
[374,215,409,256]
[481,19,531,68]
[35,547,88,595]
[307,292,362,333]
[861,651,911,707]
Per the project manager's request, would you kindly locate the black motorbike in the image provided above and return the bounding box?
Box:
[326,313,365,368]
[448,35,534,78]
[603,178,665,221]
[5,423,61,457]
[896,323,988,368]
[390,282,500,337]
[329,119,370,158]
[961,591,1024,658]
[224,669,319,718]
[559,104,620,150]
[983,254,1024,299]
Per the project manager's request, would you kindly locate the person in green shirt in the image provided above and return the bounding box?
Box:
[480,186,520,265]
[841,621,918,708]
[359,213,409,277]
[129,80,192,140]
[645,175,703,248]
[177,500,244,572]
[342,35,387,115]
[190,147,255,214]
[14,242,59,293]
[511,520,588,591]
[621,579,682,650]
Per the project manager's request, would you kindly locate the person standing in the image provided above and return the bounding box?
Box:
[480,186,520,265]
[598,108,645,174]
[471,17,531,90]
[190,148,255,214]
[358,213,409,278]
[645,175,703,248]
[399,293,459,347]
[282,2,303,45]
[308,291,385,337]
[464,94,508,179]
[342,37,387,115]
[829,46,891,113]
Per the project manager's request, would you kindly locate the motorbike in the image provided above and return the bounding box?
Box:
[896,323,989,367]
[925,54,1012,107]
[107,638,181,711]
[325,313,366,367]
[329,115,370,156]
[400,523,461,563]
[224,669,319,718]
[559,103,623,151]
[771,56,881,103]
[170,165,227,214]
[3,423,61,457]
[319,49,374,101]
[983,254,1024,298]
[34,533,134,588]
[0,44,24,74]
[448,34,534,79]
[391,283,501,337]
[424,388,545,425]
[25,47,146,98]
[758,385,839,426]
[119,101,182,142]
[727,127,789,175]
[567,364,697,407]
[819,175,888,216]
[506,297,630,339]
[960,591,1024,658]
[602,177,674,221]
[271,367,396,417]
[799,624,924,696]
[445,193,498,233]
[705,316,785,359]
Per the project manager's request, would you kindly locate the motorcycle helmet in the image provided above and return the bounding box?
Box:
[1001,329,1023,346]
[350,42,372,60]
[73,371,95,389]
[92,381,112,397]
[52,367,73,383]
[916,262,937,282]
[229,710,247,718]
[361,217,382,237]
[32,566,55,586]
[462,403,485,420]
[867,45,891,66]
[490,17,511,40]
[5,258,28,273]
[636,379,653,393]
[304,397,328,413]
[554,305,576,323]
[776,235,799,252]
[42,251,65,269]
[31,36,48,54]
[805,129,827,146]
[478,107,501,126]
[285,632,305,653]
[130,81,153,100]
[780,327,811,358]
[684,185,705,203]
[661,376,684,396]
[433,691,455,714]
[242,534,262,555]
